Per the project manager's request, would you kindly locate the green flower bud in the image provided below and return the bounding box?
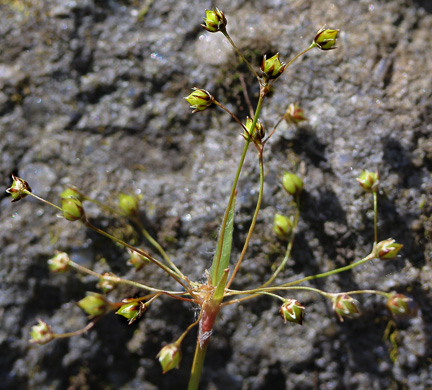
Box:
[60,187,84,202]
[157,343,182,374]
[201,8,227,33]
[260,53,286,80]
[30,319,54,345]
[127,248,150,271]
[116,300,146,325]
[47,251,70,273]
[284,103,307,125]
[331,294,359,322]
[356,170,379,192]
[185,88,214,113]
[61,196,86,222]
[243,116,265,144]
[375,238,403,260]
[77,292,114,319]
[118,193,139,217]
[6,174,32,203]
[282,172,304,197]
[386,293,416,317]
[96,272,118,294]
[273,213,293,241]
[280,299,305,325]
[313,25,340,50]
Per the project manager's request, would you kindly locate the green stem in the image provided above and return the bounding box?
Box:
[188,342,209,390]
[227,149,264,288]
[222,30,259,79]
[131,216,185,279]
[373,191,378,244]
[280,252,376,287]
[261,195,301,287]
[27,192,63,212]
[83,220,189,290]
[212,95,265,285]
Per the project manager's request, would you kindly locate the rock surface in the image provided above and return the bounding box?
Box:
[1,0,431,389]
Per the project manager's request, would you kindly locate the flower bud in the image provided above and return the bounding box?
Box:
[273,213,293,241]
[77,292,114,318]
[261,53,286,80]
[47,251,70,273]
[6,174,32,202]
[61,196,86,222]
[60,187,84,202]
[331,294,359,322]
[96,272,118,294]
[243,116,265,144]
[313,25,340,50]
[282,172,304,197]
[375,238,403,260]
[157,343,182,374]
[356,170,379,192]
[127,248,150,271]
[118,193,139,217]
[201,8,227,33]
[185,88,214,113]
[280,299,305,325]
[386,293,417,317]
[30,319,54,345]
[116,300,146,325]
[284,103,307,125]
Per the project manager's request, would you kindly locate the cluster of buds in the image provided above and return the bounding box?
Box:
[6,174,32,202]
[261,53,286,81]
[375,238,403,260]
[313,25,340,50]
[201,8,227,33]
[273,213,293,241]
[357,170,380,193]
[284,103,307,125]
[157,343,182,374]
[29,319,54,345]
[47,251,70,273]
[331,294,360,322]
[77,292,116,319]
[243,116,265,144]
[282,172,304,197]
[280,299,305,325]
[116,299,147,325]
[185,88,214,113]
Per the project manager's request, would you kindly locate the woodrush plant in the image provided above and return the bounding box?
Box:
[6,8,415,389]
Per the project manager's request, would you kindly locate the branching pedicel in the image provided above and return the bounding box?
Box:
[6,8,415,390]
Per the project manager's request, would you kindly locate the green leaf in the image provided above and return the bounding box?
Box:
[210,194,236,286]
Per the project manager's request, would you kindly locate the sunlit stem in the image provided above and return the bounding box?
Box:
[53,319,99,339]
[212,95,265,285]
[67,259,183,294]
[280,252,377,287]
[131,216,185,279]
[188,342,209,390]
[27,192,63,212]
[285,44,315,69]
[227,149,264,288]
[83,220,189,289]
[76,192,185,279]
[213,100,248,132]
[221,30,260,79]
[373,191,378,244]
[261,194,301,287]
